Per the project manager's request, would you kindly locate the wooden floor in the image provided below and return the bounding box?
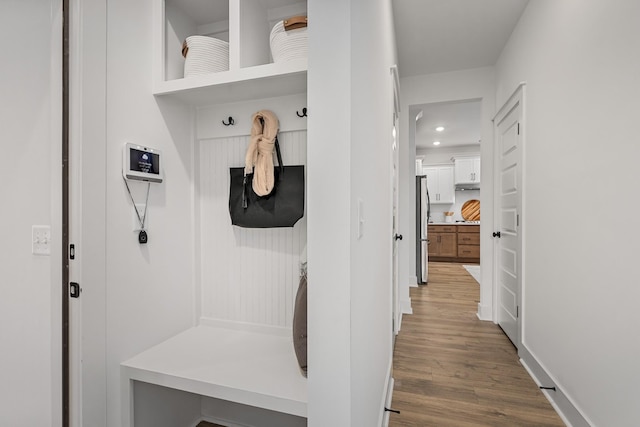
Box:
[389,262,565,427]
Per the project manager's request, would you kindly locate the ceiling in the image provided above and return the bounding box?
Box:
[392,0,528,149]
[413,100,482,149]
[392,0,529,78]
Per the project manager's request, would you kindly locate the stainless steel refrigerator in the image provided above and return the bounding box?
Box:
[416,175,431,284]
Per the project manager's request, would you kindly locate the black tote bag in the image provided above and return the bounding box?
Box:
[229,137,305,228]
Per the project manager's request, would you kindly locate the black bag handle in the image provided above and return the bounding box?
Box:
[274,135,284,175]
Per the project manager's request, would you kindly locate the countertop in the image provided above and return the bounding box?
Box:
[428,222,480,226]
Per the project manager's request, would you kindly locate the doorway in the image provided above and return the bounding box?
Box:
[412,99,483,279]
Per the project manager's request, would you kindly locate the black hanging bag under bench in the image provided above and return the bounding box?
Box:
[229,136,305,228]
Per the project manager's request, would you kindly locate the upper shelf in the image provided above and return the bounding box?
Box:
[155,0,308,105]
[153,58,307,105]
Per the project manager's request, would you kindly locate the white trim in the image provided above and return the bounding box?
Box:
[492,82,527,122]
[400,298,413,315]
[476,303,492,321]
[391,64,401,118]
[50,1,64,424]
[408,275,418,288]
[378,359,394,427]
[519,349,592,427]
[68,0,84,424]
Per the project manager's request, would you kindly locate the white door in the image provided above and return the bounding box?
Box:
[494,86,524,348]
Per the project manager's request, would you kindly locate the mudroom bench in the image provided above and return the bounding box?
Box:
[120,322,307,427]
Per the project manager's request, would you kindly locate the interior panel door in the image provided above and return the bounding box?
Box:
[495,92,523,348]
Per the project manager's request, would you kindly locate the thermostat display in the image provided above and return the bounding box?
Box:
[123,143,163,183]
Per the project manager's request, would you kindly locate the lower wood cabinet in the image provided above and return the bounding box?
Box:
[428,224,480,263]
[458,226,480,260]
[428,225,457,258]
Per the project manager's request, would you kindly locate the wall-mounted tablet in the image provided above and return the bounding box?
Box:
[123,143,163,183]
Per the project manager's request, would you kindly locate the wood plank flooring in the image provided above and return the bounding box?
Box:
[389,262,565,427]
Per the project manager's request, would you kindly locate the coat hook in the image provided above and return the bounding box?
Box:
[296,107,307,118]
[222,116,235,126]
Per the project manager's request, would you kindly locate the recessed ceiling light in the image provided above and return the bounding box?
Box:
[435,126,444,132]
[433,141,441,146]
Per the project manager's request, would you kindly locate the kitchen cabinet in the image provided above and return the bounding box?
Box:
[457,225,480,262]
[428,224,480,262]
[454,156,481,185]
[423,165,455,204]
[428,225,457,258]
[153,0,308,105]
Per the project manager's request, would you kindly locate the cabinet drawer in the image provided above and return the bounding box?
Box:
[457,225,479,233]
[457,245,480,258]
[457,233,480,245]
[428,225,457,233]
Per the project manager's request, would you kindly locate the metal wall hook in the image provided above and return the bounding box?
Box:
[222,116,235,126]
[296,107,307,118]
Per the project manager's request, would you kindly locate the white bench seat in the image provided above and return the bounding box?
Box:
[121,324,307,426]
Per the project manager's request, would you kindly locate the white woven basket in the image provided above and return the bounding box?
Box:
[270,18,308,63]
[182,35,229,77]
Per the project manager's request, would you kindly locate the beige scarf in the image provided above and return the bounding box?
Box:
[245,110,279,196]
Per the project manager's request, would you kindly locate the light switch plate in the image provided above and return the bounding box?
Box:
[32,225,51,255]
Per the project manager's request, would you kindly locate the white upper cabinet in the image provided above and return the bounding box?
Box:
[154,0,308,105]
[423,165,455,205]
[454,156,481,184]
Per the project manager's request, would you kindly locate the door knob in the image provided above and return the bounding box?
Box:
[492,231,501,238]
[394,234,403,241]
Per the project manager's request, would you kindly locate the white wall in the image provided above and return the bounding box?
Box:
[399,67,495,319]
[99,1,195,425]
[308,0,396,425]
[349,1,396,425]
[307,0,352,424]
[197,130,307,328]
[0,1,62,425]
[496,1,640,425]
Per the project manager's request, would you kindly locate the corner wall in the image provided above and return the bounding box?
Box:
[496,1,640,425]
[307,0,396,425]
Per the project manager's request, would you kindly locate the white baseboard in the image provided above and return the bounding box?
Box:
[401,298,412,315]
[409,276,418,288]
[476,303,492,321]
[379,360,394,427]
[519,346,592,427]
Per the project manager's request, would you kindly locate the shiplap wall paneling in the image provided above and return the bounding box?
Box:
[199,131,307,329]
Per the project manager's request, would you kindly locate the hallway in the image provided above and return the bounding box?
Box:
[389,262,565,426]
